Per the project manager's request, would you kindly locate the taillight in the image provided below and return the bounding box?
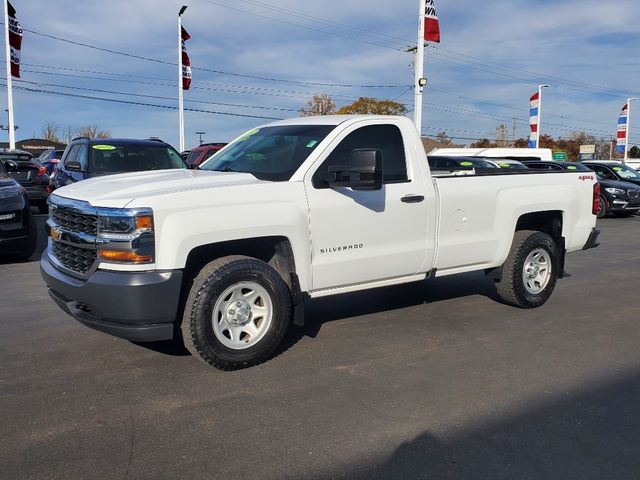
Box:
[37,166,47,177]
[592,182,601,215]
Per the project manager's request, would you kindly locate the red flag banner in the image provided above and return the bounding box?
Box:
[7,1,22,78]
[424,0,440,43]
[181,26,191,90]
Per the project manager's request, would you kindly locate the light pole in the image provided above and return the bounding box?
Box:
[178,5,188,153]
[623,97,637,165]
[196,131,206,146]
[536,84,550,148]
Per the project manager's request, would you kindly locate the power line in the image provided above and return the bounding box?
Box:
[11,24,405,89]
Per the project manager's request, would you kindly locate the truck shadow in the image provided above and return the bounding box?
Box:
[283,270,502,350]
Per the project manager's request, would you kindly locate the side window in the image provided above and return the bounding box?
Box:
[314,124,408,187]
[63,144,80,166]
[76,144,89,170]
[593,165,615,180]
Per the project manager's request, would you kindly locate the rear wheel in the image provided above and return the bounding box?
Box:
[181,255,292,370]
[596,195,607,219]
[495,230,559,308]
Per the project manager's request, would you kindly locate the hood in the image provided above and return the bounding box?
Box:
[52,169,267,208]
[599,178,640,190]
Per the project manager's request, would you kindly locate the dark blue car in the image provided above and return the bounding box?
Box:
[52,137,187,189]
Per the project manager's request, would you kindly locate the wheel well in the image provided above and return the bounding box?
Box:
[515,211,563,241]
[183,236,297,288]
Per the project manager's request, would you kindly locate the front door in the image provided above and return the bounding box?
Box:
[304,121,429,291]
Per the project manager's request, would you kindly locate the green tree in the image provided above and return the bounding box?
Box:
[336,97,407,115]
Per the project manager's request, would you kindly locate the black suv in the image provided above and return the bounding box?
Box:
[0,159,37,259]
[0,150,51,213]
[52,138,187,189]
[522,160,640,218]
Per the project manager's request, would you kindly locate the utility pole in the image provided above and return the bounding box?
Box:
[512,117,517,146]
[196,131,206,146]
[536,84,550,148]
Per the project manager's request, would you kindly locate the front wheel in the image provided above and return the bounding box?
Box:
[181,255,292,370]
[495,230,559,308]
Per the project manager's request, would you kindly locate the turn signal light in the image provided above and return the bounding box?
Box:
[135,215,154,230]
[37,166,47,177]
[98,250,153,263]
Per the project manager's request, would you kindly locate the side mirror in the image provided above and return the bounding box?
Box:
[326,149,383,191]
[65,161,83,172]
[3,159,18,172]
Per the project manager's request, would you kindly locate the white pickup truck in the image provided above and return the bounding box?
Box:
[41,115,600,370]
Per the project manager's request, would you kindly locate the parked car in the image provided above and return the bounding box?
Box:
[53,138,187,189]
[41,115,599,370]
[185,143,228,168]
[521,160,640,218]
[487,158,528,169]
[36,149,65,175]
[0,150,51,213]
[427,155,499,172]
[0,159,37,259]
[582,161,640,188]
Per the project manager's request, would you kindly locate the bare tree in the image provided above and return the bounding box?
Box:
[435,131,453,146]
[40,122,61,142]
[299,94,336,117]
[75,124,111,139]
[62,126,76,144]
[492,123,510,147]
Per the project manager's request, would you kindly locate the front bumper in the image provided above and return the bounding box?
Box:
[610,198,640,212]
[40,251,183,342]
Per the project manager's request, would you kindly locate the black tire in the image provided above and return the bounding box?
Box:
[596,195,607,219]
[495,230,559,309]
[181,255,292,370]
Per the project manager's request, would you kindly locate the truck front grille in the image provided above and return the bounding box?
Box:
[51,241,97,275]
[52,207,98,235]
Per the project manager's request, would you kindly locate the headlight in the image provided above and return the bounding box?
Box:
[604,187,626,195]
[0,185,23,199]
[96,208,155,264]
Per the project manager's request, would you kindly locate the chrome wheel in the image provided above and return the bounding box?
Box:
[522,248,552,294]
[211,281,273,350]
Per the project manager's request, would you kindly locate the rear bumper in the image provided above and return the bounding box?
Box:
[40,251,183,341]
[582,227,600,251]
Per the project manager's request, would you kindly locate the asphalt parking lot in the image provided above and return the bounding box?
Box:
[1,214,639,480]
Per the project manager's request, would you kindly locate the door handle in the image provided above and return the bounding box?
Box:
[401,195,425,203]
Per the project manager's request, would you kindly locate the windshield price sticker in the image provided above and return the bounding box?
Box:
[92,145,116,151]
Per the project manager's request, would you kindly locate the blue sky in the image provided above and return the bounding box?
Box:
[4,0,640,149]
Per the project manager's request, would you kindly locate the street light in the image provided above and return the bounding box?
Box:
[196,131,206,145]
[536,84,550,148]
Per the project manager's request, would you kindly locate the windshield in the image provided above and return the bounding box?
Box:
[200,125,335,181]
[89,144,186,174]
[611,164,640,179]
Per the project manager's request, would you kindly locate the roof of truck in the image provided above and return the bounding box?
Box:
[264,115,409,127]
